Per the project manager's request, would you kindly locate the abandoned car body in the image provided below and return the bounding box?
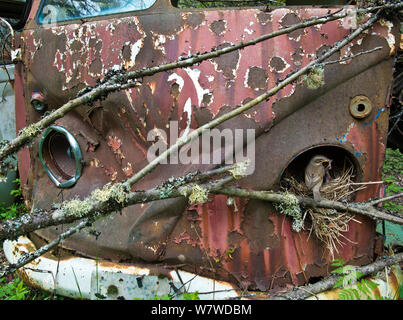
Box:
[2,0,401,299]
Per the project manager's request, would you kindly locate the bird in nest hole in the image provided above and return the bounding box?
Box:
[304,155,332,202]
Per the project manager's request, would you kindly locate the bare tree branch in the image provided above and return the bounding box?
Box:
[0,218,92,279]
[213,186,403,224]
[265,252,403,300]
[369,192,403,206]
[0,165,238,241]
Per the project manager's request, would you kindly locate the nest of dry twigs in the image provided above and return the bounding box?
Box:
[283,166,365,258]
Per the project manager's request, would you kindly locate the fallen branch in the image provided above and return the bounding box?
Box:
[266,252,403,300]
[0,218,92,279]
[0,174,236,280]
[319,46,383,66]
[0,165,239,241]
[369,192,403,206]
[214,186,403,224]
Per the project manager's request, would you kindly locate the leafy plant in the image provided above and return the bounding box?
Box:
[0,178,28,221]
[226,247,236,259]
[382,148,403,213]
[0,274,30,300]
[330,258,401,300]
[146,291,200,300]
[181,291,200,300]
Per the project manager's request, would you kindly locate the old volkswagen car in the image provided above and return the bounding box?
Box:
[2,0,401,299]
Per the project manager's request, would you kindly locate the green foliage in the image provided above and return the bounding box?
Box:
[181,291,200,300]
[330,258,401,300]
[0,274,30,300]
[382,148,403,177]
[382,148,403,213]
[0,274,63,300]
[331,264,364,289]
[0,202,26,221]
[150,293,172,300]
[0,178,27,221]
[226,247,236,259]
[338,278,379,300]
[146,291,200,300]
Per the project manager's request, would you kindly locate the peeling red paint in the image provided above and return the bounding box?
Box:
[15,1,399,291]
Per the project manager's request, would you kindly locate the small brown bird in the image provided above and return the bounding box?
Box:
[304,155,332,202]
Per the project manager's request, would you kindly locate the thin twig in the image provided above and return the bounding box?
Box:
[266,252,403,300]
[369,192,403,206]
[0,218,92,279]
[0,18,14,49]
[213,186,403,225]
[319,46,383,66]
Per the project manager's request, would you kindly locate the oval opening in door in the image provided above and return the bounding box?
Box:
[39,126,83,188]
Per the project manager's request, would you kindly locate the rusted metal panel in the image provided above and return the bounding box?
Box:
[13,0,398,292]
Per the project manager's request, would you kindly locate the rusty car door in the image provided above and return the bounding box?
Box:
[15,0,399,290]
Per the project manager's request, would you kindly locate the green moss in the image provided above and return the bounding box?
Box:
[303,67,324,90]
[188,185,209,204]
[229,160,250,179]
[274,192,303,232]
[158,183,175,199]
[91,183,129,204]
[18,124,41,137]
[156,172,200,200]
[61,197,93,217]
[179,185,190,197]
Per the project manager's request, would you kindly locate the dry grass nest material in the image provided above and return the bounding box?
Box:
[284,166,365,258]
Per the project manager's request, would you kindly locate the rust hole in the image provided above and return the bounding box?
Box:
[349,96,373,119]
[107,285,119,297]
[357,104,366,112]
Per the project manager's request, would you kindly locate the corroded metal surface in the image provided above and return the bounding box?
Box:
[14,0,398,291]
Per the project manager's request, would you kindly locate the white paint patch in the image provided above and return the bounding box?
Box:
[379,19,395,55]
[168,73,185,92]
[340,8,358,30]
[106,22,116,34]
[181,97,192,140]
[124,38,143,69]
[244,68,250,89]
[184,68,210,106]
[151,32,167,55]
[125,90,135,110]
[244,27,254,35]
